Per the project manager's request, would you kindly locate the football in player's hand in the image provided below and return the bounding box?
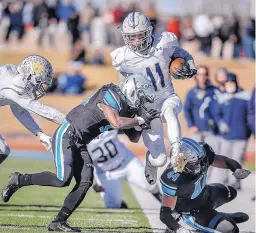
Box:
[169,58,196,80]
[169,58,186,76]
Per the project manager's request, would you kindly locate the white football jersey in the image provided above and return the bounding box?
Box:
[0,65,65,135]
[111,32,191,108]
[88,130,129,172]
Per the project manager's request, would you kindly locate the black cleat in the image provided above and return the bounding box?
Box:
[120,200,128,209]
[222,212,249,224]
[2,172,22,202]
[48,221,81,232]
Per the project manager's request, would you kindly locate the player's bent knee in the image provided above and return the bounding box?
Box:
[215,219,239,233]
[148,153,167,167]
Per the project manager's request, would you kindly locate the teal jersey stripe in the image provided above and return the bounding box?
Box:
[55,122,70,180]
[104,91,120,111]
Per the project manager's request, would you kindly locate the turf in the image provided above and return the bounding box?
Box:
[0,158,152,233]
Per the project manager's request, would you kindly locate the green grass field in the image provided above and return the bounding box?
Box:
[0,158,152,233]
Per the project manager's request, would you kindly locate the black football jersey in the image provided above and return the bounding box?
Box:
[160,143,216,212]
[66,84,131,144]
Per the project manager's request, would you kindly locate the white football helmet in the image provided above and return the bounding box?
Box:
[121,73,155,108]
[121,12,153,53]
[171,138,206,174]
[17,55,53,99]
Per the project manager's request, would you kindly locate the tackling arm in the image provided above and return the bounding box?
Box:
[100,103,141,130]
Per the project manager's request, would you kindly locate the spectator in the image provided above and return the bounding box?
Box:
[67,8,80,46]
[79,1,96,45]
[166,16,180,40]
[33,0,50,46]
[214,67,228,93]
[144,4,158,34]
[217,16,234,58]
[211,73,251,189]
[181,16,196,42]
[91,49,105,65]
[193,14,214,55]
[56,0,75,22]
[111,4,125,46]
[55,64,87,94]
[184,66,219,150]
[247,88,255,136]
[247,88,255,200]
[229,14,242,58]
[68,39,86,65]
[4,1,25,43]
[243,18,255,59]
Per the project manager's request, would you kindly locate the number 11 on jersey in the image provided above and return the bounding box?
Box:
[146,63,165,91]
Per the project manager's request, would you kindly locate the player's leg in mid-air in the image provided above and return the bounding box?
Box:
[2,122,94,232]
[0,135,10,164]
[94,170,123,208]
[142,118,167,185]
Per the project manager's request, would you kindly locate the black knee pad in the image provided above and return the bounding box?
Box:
[215,218,239,233]
[228,186,237,201]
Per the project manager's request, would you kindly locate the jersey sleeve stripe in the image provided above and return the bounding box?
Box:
[103,91,120,111]
[161,183,177,197]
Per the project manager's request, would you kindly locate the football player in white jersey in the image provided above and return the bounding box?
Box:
[111,12,197,184]
[88,130,161,208]
[0,55,66,164]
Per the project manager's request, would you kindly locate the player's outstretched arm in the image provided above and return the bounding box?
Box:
[213,155,251,179]
[2,89,66,125]
[212,154,242,172]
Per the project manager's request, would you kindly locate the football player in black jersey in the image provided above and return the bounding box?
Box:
[1,75,159,232]
[160,138,251,233]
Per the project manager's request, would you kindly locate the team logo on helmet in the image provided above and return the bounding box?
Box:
[32,61,44,74]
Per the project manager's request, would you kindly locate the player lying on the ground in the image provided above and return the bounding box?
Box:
[2,79,160,232]
[88,130,162,208]
[0,55,66,163]
[159,138,250,233]
[111,12,197,185]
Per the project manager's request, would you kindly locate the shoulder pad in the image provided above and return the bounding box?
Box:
[159,32,179,48]
[110,46,126,69]
[0,65,17,76]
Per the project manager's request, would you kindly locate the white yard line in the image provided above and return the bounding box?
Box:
[128,184,165,233]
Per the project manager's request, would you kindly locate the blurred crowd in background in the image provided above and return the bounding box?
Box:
[183,67,255,189]
[0,0,255,59]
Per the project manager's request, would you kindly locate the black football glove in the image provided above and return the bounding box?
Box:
[140,109,160,129]
[172,60,197,80]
